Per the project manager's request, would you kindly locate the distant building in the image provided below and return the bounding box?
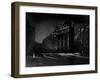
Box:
[43,21,75,53]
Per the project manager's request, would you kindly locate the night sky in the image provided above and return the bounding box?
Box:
[26,12,89,43]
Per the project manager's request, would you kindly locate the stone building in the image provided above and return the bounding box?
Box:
[43,21,75,53]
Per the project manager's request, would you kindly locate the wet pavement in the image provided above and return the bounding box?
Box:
[26,55,89,67]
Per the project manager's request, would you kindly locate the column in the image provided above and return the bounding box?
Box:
[60,34,63,51]
[57,35,59,52]
[63,34,65,50]
[64,33,67,52]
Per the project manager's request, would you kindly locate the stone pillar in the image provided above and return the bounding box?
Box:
[57,35,59,52]
[64,33,67,52]
[60,34,63,51]
[63,34,65,50]
[59,35,61,52]
[67,33,69,50]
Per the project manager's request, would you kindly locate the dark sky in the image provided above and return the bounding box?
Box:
[26,12,89,43]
